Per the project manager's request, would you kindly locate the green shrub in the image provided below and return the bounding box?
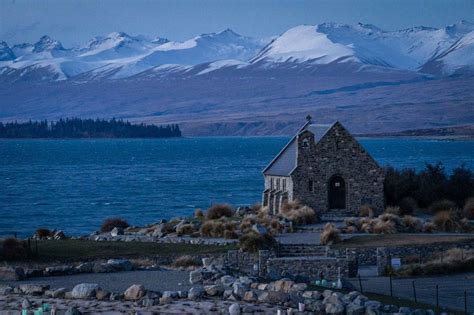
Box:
[101,218,129,233]
[206,204,234,220]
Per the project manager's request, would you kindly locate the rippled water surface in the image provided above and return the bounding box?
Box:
[1,137,473,236]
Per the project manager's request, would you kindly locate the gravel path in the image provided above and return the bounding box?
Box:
[1,270,194,293]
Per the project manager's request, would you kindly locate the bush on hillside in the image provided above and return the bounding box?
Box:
[2,238,28,261]
[206,204,234,220]
[359,204,375,218]
[239,231,276,253]
[463,197,474,219]
[280,200,317,225]
[100,218,130,233]
[320,223,341,245]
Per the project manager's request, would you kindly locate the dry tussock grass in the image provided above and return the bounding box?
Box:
[463,197,474,219]
[280,200,317,225]
[206,204,234,220]
[359,204,375,218]
[176,224,196,236]
[172,255,201,268]
[320,223,341,245]
[433,211,457,232]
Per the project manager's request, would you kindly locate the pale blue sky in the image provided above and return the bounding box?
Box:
[1,0,473,46]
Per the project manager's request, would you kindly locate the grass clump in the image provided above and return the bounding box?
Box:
[176,224,196,236]
[2,238,28,261]
[172,255,202,268]
[463,197,474,219]
[320,223,341,245]
[206,204,234,220]
[101,217,130,233]
[433,211,458,232]
[280,200,317,225]
[194,208,204,219]
[359,204,375,218]
[239,231,276,253]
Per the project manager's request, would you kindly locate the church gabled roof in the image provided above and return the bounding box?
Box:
[263,121,335,176]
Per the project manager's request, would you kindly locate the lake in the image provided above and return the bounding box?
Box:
[1,137,473,237]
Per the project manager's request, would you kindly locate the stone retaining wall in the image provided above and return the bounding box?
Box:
[266,256,356,281]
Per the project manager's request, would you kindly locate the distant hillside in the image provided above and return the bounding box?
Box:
[358,125,474,139]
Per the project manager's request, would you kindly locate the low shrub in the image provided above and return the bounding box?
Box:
[398,197,417,216]
[433,211,457,232]
[422,222,436,233]
[359,204,375,218]
[239,216,256,234]
[101,218,129,233]
[384,206,400,216]
[206,204,234,220]
[172,255,201,268]
[320,223,341,245]
[200,220,224,238]
[402,215,423,232]
[373,219,397,234]
[2,238,28,261]
[280,201,317,225]
[35,228,52,239]
[194,208,204,219]
[224,229,238,239]
[239,231,276,253]
[430,199,457,214]
[176,224,195,236]
[463,197,474,219]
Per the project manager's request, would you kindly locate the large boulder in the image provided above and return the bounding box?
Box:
[124,284,146,300]
[220,275,236,287]
[65,307,82,315]
[257,291,288,304]
[45,265,74,276]
[110,227,124,237]
[229,303,241,315]
[346,303,365,315]
[75,262,93,273]
[326,303,345,314]
[189,269,203,284]
[19,284,49,295]
[71,283,99,299]
[188,287,204,300]
[204,284,224,297]
[243,290,257,302]
[251,224,267,235]
[232,282,247,298]
[0,267,25,280]
[92,262,115,273]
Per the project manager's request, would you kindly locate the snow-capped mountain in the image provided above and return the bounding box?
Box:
[0,41,15,61]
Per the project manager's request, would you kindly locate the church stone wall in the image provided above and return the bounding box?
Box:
[291,122,384,215]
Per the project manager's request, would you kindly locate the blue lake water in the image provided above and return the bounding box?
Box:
[0,137,473,237]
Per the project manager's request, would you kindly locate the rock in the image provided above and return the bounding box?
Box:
[110,227,124,236]
[189,269,203,284]
[159,296,172,304]
[124,284,146,300]
[162,290,179,299]
[71,283,100,299]
[45,265,74,276]
[352,295,368,306]
[53,230,66,240]
[106,258,133,271]
[238,276,253,286]
[243,290,257,302]
[252,223,268,235]
[65,307,82,315]
[19,284,49,295]
[325,303,345,314]
[75,262,93,273]
[52,287,67,298]
[322,289,333,298]
[257,283,268,291]
[202,257,212,267]
[0,267,25,280]
[204,284,223,296]
[25,268,43,278]
[290,283,307,292]
[323,293,343,305]
[302,290,322,300]
[92,262,115,273]
[142,297,156,306]
[257,291,288,304]
[232,282,247,298]
[188,287,204,300]
[0,286,13,295]
[346,303,365,315]
[272,280,294,293]
[229,303,241,315]
[95,289,110,300]
[21,298,31,309]
[109,292,124,301]
[220,275,236,287]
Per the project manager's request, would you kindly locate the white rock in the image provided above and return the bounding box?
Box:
[71,283,99,299]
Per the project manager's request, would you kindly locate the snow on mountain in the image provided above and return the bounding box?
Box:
[0,41,15,61]
[1,22,473,82]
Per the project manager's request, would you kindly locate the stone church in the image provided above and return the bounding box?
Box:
[262,117,384,216]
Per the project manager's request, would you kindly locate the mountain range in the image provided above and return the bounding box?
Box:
[1,21,473,135]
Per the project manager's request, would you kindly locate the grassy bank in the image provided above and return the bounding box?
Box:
[0,239,237,262]
[335,234,474,248]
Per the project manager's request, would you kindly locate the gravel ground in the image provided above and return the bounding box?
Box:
[1,270,194,293]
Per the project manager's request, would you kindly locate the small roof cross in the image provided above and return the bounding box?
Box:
[306,114,312,123]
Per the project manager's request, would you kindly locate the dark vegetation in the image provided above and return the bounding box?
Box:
[384,163,474,211]
[206,204,234,220]
[0,118,181,138]
[100,218,130,233]
[238,231,277,253]
[0,239,236,262]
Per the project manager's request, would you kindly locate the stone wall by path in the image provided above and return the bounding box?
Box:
[266,256,356,281]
